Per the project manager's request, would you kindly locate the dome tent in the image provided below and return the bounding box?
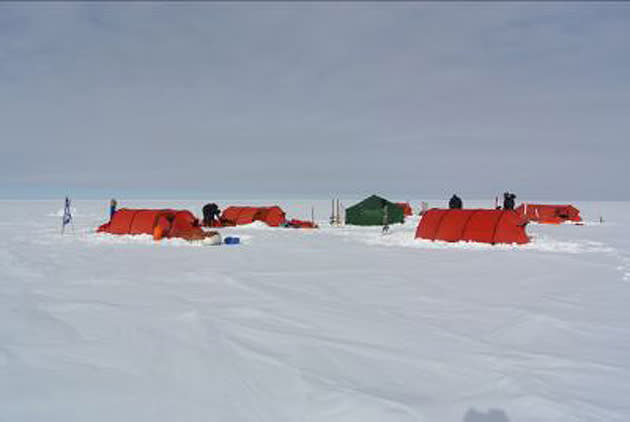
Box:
[218,206,286,227]
[345,195,405,226]
[396,202,413,217]
[97,208,206,241]
[515,204,582,224]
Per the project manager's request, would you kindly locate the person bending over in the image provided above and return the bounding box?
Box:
[202,203,221,226]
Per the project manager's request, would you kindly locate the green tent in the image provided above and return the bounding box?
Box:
[345,195,405,226]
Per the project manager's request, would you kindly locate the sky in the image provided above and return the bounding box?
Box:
[1,2,628,200]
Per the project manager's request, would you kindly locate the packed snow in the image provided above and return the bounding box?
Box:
[1,199,629,422]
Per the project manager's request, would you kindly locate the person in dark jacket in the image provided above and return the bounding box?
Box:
[503,192,516,210]
[109,198,117,219]
[202,203,221,226]
[449,194,463,209]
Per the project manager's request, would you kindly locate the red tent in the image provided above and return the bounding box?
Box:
[256,206,286,227]
[98,209,205,241]
[396,202,413,217]
[285,219,318,229]
[218,206,286,227]
[98,209,167,235]
[515,204,582,224]
[168,211,206,240]
[415,209,529,245]
[220,207,259,226]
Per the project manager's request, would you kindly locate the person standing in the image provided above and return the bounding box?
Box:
[382,205,390,234]
[449,194,463,209]
[61,196,73,234]
[109,198,117,219]
[503,192,516,210]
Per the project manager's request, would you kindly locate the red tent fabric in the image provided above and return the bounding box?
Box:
[127,209,176,235]
[234,207,259,225]
[218,207,259,226]
[99,208,137,234]
[515,204,582,224]
[396,202,413,217]
[98,209,169,235]
[218,206,286,227]
[98,208,204,241]
[286,219,318,229]
[415,209,529,244]
[255,206,286,227]
[168,211,205,240]
[217,207,241,226]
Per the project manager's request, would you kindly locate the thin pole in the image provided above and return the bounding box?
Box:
[340,201,344,225]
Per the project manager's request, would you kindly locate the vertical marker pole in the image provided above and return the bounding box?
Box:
[340,202,344,226]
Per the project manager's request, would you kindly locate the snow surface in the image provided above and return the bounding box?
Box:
[1,199,629,422]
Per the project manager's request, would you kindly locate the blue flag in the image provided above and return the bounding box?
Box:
[62,197,72,232]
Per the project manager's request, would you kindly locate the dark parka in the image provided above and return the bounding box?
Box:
[449,195,463,209]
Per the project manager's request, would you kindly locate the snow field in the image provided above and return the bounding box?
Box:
[1,200,629,422]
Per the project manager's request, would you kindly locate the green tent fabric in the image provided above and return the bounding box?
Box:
[345,195,405,226]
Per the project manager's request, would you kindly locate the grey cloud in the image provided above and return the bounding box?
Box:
[0,3,628,199]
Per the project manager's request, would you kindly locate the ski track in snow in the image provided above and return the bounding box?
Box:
[1,200,630,422]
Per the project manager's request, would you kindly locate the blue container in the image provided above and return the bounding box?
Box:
[224,236,240,245]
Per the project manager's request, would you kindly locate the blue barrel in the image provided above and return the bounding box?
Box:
[224,236,240,245]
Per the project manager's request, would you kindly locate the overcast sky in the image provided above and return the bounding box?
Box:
[1,2,628,200]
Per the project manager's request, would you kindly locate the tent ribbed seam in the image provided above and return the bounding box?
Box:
[490,210,508,244]
[151,210,166,232]
[459,209,480,240]
[432,210,449,241]
[127,210,140,233]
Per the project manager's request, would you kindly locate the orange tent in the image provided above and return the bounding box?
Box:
[220,207,259,226]
[396,202,413,217]
[286,219,318,229]
[515,204,582,224]
[218,206,286,227]
[98,209,205,241]
[168,211,206,240]
[98,209,168,235]
[255,206,286,227]
[415,209,529,244]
